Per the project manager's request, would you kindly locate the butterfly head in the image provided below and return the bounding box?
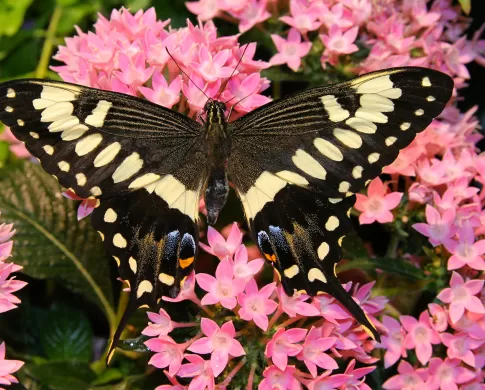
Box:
[204,99,227,125]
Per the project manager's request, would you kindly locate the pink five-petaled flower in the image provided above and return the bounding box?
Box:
[229,245,264,282]
[177,354,215,390]
[196,259,246,309]
[380,315,408,368]
[427,358,476,390]
[187,319,245,377]
[0,264,27,314]
[199,223,243,260]
[142,308,174,337]
[297,327,337,377]
[237,279,277,331]
[440,332,484,367]
[355,177,403,224]
[138,73,181,109]
[304,372,352,390]
[113,52,154,89]
[0,342,23,388]
[437,271,485,324]
[269,28,312,72]
[342,359,376,390]
[400,311,440,365]
[413,205,457,247]
[277,286,320,317]
[259,365,302,390]
[163,271,199,304]
[190,46,235,83]
[444,224,485,270]
[145,336,184,376]
[383,360,428,390]
[265,327,307,370]
[320,25,359,64]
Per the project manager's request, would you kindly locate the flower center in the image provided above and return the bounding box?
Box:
[367,198,383,213]
[453,286,468,301]
[414,325,428,342]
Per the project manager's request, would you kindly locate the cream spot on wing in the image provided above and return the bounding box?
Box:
[242,172,286,219]
[368,153,380,164]
[76,173,86,186]
[29,132,39,139]
[283,265,300,278]
[360,94,394,113]
[40,85,78,102]
[97,231,104,241]
[415,109,424,116]
[58,161,70,172]
[308,268,327,283]
[43,145,54,155]
[422,77,431,87]
[320,95,350,122]
[6,88,15,98]
[17,119,24,126]
[355,74,394,94]
[113,233,127,248]
[93,142,121,167]
[333,128,362,149]
[352,165,363,179]
[292,149,327,179]
[137,280,153,298]
[317,242,330,260]
[385,136,397,146]
[325,216,339,231]
[85,100,113,127]
[345,117,377,134]
[378,88,402,99]
[5,106,13,113]
[75,133,103,156]
[314,138,344,161]
[113,256,120,266]
[129,257,137,273]
[427,96,436,102]
[112,152,144,183]
[90,186,102,196]
[129,173,162,189]
[40,102,74,122]
[104,208,117,223]
[61,124,89,141]
[159,273,175,286]
[355,108,388,123]
[329,198,342,204]
[400,122,410,131]
[49,116,79,132]
[339,181,350,193]
[276,170,309,186]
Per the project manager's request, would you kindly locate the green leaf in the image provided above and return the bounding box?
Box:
[57,4,97,35]
[458,0,471,14]
[0,0,35,37]
[0,162,115,326]
[338,256,426,280]
[90,368,125,386]
[42,304,93,362]
[23,362,96,390]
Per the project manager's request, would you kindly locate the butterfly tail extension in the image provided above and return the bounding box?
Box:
[90,190,199,363]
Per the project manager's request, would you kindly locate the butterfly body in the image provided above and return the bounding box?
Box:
[0,67,454,360]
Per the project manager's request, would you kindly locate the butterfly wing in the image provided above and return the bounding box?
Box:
[0,79,206,359]
[228,67,454,340]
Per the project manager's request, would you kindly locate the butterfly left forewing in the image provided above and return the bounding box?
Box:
[229,67,454,340]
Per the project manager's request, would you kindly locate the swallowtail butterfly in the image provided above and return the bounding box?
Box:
[0,67,453,361]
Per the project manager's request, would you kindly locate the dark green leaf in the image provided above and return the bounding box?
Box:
[0,0,35,37]
[90,368,125,386]
[23,362,96,390]
[0,162,115,322]
[338,256,426,280]
[41,304,93,362]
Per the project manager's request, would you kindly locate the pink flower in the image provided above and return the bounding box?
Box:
[383,146,422,176]
[163,271,199,304]
[278,286,320,317]
[224,73,271,113]
[383,360,429,390]
[199,223,242,260]
[139,73,181,109]
[187,319,245,377]
[229,0,271,33]
[413,205,457,247]
[259,365,302,390]
[304,372,352,390]
[437,272,485,323]
[320,25,359,66]
[62,190,98,220]
[0,260,27,314]
[0,342,23,388]
[237,279,277,331]
[313,291,352,323]
[428,303,448,332]
[355,178,403,224]
[265,328,307,370]
[297,327,337,377]
[279,1,322,34]
[427,357,476,390]
[229,245,264,281]
[380,316,408,368]
[444,225,485,270]
[440,332,484,367]
[177,354,215,390]
[341,359,376,390]
[269,28,312,72]
[401,311,440,365]
[145,336,184,376]
[190,46,234,82]
[185,0,221,21]
[113,52,154,89]
[0,128,30,159]
[142,308,174,337]
[196,260,246,309]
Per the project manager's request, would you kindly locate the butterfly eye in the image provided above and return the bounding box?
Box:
[203,100,213,112]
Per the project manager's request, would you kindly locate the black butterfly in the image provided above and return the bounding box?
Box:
[0,67,453,362]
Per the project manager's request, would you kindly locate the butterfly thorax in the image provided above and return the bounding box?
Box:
[203,100,231,225]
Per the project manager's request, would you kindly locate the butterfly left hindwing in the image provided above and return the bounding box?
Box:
[228,67,454,341]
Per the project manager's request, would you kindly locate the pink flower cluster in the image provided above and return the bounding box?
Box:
[0,215,26,388]
[144,223,386,388]
[53,7,270,118]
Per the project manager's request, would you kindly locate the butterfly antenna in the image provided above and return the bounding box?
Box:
[165,48,210,101]
[225,93,253,122]
[216,43,250,101]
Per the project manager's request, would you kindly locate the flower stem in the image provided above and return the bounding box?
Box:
[246,363,257,390]
[35,6,62,79]
[267,307,283,329]
[220,357,247,387]
[278,315,303,329]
